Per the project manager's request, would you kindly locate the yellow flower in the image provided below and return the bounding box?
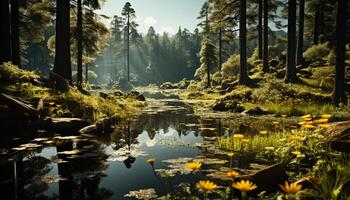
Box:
[227,171,240,178]
[265,146,275,151]
[259,130,268,135]
[227,152,235,157]
[242,139,250,143]
[147,158,156,166]
[232,180,257,192]
[321,114,332,119]
[233,134,245,140]
[186,162,202,171]
[291,151,301,156]
[314,118,329,124]
[289,135,305,142]
[281,115,287,118]
[303,117,313,121]
[318,124,330,129]
[302,124,315,129]
[298,121,307,125]
[273,121,280,125]
[196,180,217,193]
[279,181,302,194]
[300,114,311,119]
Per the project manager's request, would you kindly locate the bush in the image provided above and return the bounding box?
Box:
[0,62,40,84]
[303,43,330,61]
[221,54,240,78]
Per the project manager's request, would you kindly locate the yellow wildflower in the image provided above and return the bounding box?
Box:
[321,114,332,119]
[314,118,329,124]
[242,139,250,143]
[259,130,268,135]
[227,171,240,178]
[186,162,201,171]
[281,115,287,118]
[302,124,315,129]
[289,135,305,142]
[318,124,330,129]
[233,134,245,140]
[298,121,307,125]
[279,181,302,194]
[291,151,301,156]
[196,180,217,193]
[300,114,311,119]
[232,180,257,192]
[227,152,235,157]
[273,121,280,125]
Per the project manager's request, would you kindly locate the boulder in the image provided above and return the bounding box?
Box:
[96,117,114,133]
[212,101,229,111]
[242,106,268,115]
[326,121,350,152]
[239,164,288,195]
[298,69,313,78]
[50,118,90,132]
[113,90,124,97]
[99,92,110,99]
[126,90,145,101]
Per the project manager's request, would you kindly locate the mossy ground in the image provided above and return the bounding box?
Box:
[0,62,144,123]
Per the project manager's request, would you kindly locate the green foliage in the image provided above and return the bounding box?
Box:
[0,62,40,83]
[303,43,331,61]
[195,38,218,80]
[221,54,240,78]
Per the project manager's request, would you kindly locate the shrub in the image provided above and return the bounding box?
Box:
[303,43,330,61]
[221,54,240,78]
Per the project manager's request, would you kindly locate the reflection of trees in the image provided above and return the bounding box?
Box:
[56,139,112,200]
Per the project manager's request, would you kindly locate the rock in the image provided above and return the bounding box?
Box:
[221,80,238,92]
[126,90,145,101]
[99,92,109,99]
[212,101,229,111]
[239,164,288,195]
[96,117,114,133]
[49,71,69,92]
[91,85,102,90]
[51,118,90,132]
[79,125,97,134]
[242,106,268,115]
[327,121,350,152]
[269,59,279,69]
[113,90,124,97]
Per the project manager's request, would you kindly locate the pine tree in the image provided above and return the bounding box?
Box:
[53,0,72,82]
[332,0,347,105]
[284,0,298,83]
[239,0,252,85]
[0,0,11,64]
[11,0,20,66]
[296,0,305,66]
[122,2,136,82]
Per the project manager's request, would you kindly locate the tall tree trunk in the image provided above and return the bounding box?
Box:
[296,0,305,66]
[0,0,11,64]
[239,0,251,85]
[258,0,263,60]
[54,0,72,82]
[11,0,20,67]
[127,14,130,82]
[332,0,347,105]
[85,63,88,83]
[284,0,298,83]
[262,0,269,72]
[206,10,210,87]
[77,0,83,85]
[313,4,320,45]
[218,28,222,71]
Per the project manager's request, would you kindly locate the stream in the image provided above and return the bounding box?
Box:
[0,94,278,200]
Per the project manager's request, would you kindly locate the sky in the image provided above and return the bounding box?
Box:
[95,0,205,35]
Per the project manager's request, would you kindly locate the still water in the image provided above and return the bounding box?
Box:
[0,99,276,199]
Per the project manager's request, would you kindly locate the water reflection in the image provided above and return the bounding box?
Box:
[0,99,281,199]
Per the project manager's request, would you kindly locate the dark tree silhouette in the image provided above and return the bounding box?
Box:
[54,0,72,82]
[332,0,347,105]
[296,0,305,66]
[122,2,136,82]
[239,0,252,85]
[258,0,263,60]
[284,0,298,83]
[11,0,20,66]
[77,0,83,85]
[313,3,320,45]
[262,0,269,72]
[0,0,11,64]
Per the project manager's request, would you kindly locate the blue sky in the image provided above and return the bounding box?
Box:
[96,0,205,35]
